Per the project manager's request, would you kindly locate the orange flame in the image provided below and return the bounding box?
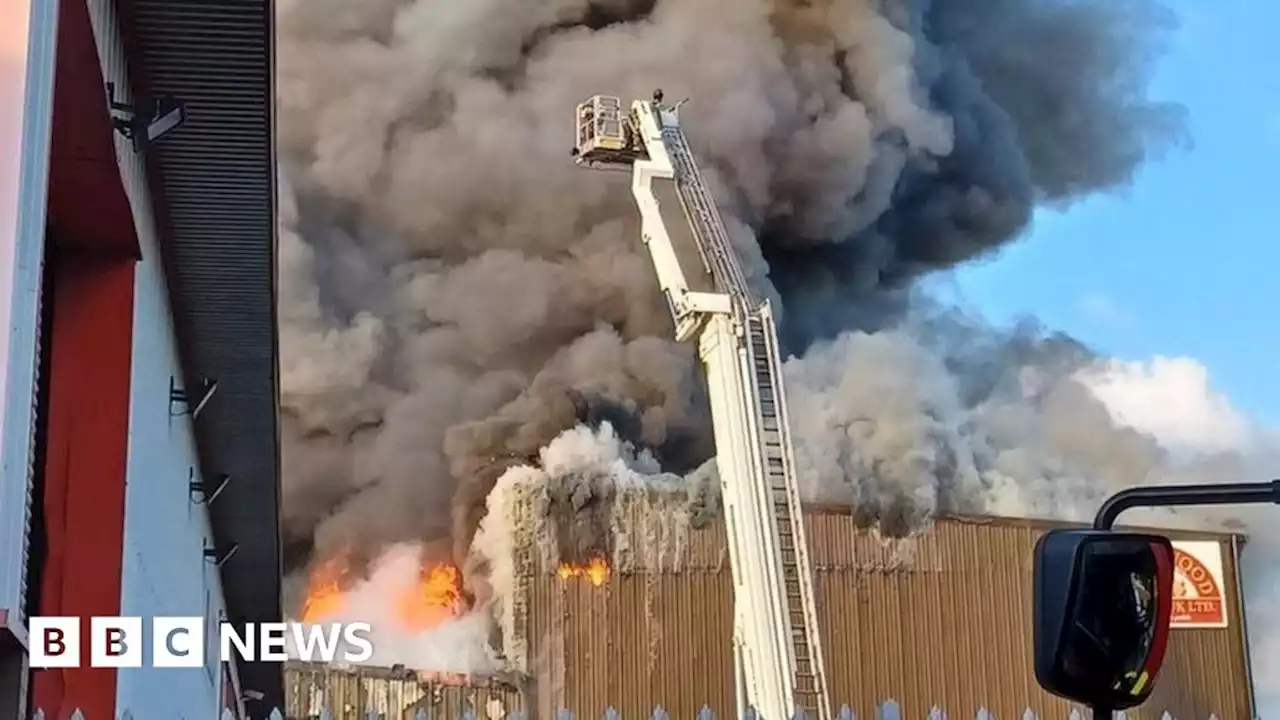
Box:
[301,555,347,623]
[397,562,463,631]
[556,555,611,586]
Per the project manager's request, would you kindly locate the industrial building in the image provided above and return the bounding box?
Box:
[284,664,523,720]
[0,0,280,717]
[284,510,1254,720]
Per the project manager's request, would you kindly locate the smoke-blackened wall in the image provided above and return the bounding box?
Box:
[274,0,1183,579]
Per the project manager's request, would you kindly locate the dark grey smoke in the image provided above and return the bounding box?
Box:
[275,0,1183,576]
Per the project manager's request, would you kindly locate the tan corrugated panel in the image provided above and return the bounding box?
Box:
[282,662,524,720]
[527,571,737,718]
[1147,535,1253,720]
[400,684,526,720]
[521,507,1252,720]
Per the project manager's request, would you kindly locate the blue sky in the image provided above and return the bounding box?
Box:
[954,0,1280,428]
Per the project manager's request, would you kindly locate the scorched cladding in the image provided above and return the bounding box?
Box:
[505,506,1252,720]
[284,508,1253,720]
[284,662,523,720]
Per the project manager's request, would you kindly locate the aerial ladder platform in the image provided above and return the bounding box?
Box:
[572,91,832,720]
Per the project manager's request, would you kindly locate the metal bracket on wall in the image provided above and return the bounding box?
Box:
[189,468,232,506]
[105,81,188,153]
[170,376,218,420]
[204,542,239,568]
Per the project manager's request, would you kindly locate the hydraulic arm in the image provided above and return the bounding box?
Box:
[572,91,831,720]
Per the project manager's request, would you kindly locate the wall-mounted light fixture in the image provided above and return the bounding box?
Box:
[107,81,187,153]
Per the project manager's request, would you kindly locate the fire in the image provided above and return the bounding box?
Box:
[556,555,611,586]
[396,562,464,631]
[301,551,464,633]
[300,554,347,623]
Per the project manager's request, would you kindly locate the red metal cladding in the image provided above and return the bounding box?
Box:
[29,0,140,715]
[45,0,139,258]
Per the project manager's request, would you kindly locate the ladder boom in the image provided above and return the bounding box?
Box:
[573,92,832,720]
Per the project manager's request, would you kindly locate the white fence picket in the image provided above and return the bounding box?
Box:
[877,699,901,720]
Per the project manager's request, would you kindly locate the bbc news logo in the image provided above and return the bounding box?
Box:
[29,617,374,668]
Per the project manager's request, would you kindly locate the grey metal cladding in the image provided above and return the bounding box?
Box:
[127,0,281,647]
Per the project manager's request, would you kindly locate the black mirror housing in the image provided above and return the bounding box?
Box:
[1033,530,1175,711]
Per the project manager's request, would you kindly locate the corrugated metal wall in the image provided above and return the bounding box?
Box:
[284,662,525,720]
[516,510,1252,720]
[80,1,246,717]
[0,0,58,636]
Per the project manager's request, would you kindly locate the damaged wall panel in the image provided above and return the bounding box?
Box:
[513,509,1252,720]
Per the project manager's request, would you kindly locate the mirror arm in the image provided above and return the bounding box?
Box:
[1094,480,1280,530]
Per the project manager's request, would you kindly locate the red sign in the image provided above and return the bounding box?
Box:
[1170,544,1227,628]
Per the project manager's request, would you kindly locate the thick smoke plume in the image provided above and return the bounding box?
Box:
[272,0,1280,701]
[276,0,1182,574]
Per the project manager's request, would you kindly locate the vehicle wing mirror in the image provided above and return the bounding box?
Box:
[1033,530,1175,711]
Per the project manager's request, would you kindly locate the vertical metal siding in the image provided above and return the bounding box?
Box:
[14,270,42,627]
[86,0,156,248]
[519,509,1251,720]
[1230,535,1258,718]
[282,663,524,720]
[82,3,244,718]
[0,0,59,634]
[97,0,281,706]
[122,0,283,649]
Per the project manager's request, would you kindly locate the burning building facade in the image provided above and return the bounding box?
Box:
[286,496,1254,720]
[283,662,523,720]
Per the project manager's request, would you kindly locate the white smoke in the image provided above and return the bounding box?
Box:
[469,423,697,671]
[1078,357,1261,455]
[289,544,500,674]
[783,330,1278,710]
